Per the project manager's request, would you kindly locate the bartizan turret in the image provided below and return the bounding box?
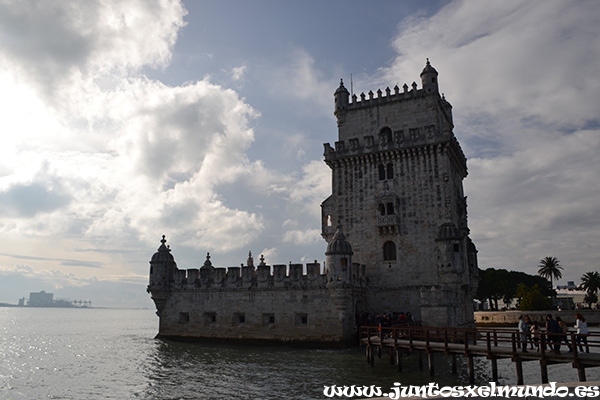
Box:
[420,58,439,93]
[325,226,353,286]
[147,235,177,317]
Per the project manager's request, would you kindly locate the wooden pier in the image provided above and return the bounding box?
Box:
[359,326,600,384]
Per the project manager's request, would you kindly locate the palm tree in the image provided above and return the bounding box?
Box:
[537,256,563,290]
[581,271,600,295]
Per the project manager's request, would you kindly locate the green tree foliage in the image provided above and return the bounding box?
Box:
[583,292,598,308]
[476,268,554,310]
[519,284,554,311]
[537,256,563,289]
[581,271,600,295]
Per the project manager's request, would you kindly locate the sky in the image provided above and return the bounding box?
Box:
[0,0,599,308]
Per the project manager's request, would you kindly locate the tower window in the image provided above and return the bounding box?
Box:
[378,164,386,180]
[378,204,386,216]
[341,258,348,268]
[179,312,190,324]
[386,163,394,179]
[383,241,397,261]
[380,127,392,144]
[386,202,394,215]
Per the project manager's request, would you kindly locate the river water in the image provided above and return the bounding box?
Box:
[0,308,598,399]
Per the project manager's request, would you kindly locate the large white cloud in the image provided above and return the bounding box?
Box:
[0,0,289,281]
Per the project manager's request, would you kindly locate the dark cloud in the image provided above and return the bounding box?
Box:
[0,182,70,217]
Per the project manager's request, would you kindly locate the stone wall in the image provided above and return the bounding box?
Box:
[157,286,359,345]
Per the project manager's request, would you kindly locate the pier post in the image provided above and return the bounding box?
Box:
[491,358,498,383]
[428,352,435,377]
[396,349,402,372]
[451,354,457,374]
[540,360,549,384]
[370,347,375,366]
[467,354,475,385]
[515,359,524,385]
[578,366,586,382]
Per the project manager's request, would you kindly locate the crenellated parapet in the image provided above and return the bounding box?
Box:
[155,248,367,291]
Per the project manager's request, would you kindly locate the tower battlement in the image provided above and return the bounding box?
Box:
[155,252,367,291]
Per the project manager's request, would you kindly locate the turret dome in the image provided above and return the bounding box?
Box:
[326,226,353,255]
[420,58,438,77]
[151,235,174,263]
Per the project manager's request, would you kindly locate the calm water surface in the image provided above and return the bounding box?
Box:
[0,308,598,399]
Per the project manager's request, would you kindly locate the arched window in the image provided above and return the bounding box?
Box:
[386,202,394,215]
[378,164,386,180]
[378,204,386,216]
[386,163,394,179]
[383,241,397,261]
[380,127,392,144]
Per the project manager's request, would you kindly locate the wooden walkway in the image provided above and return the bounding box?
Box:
[359,326,600,384]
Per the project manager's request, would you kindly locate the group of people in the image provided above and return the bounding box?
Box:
[355,311,414,327]
[518,313,590,354]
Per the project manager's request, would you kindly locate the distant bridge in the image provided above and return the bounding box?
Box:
[359,325,600,384]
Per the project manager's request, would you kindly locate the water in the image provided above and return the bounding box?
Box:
[0,308,598,399]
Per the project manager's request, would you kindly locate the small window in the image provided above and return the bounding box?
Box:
[204,312,216,324]
[453,244,460,253]
[378,164,386,180]
[262,313,275,325]
[380,127,392,143]
[233,312,246,324]
[378,203,386,216]
[383,241,397,261]
[386,202,394,215]
[326,215,333,226]
[386,163,394,179]
[179,312,190,324]
[295,313,308,326]
[341,258,348,268]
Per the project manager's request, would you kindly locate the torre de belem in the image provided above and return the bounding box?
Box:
[148,60,479,346]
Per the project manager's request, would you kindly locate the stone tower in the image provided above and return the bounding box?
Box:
[321,60,478,327]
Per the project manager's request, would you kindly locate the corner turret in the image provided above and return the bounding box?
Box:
[334,79,350,126]
[149,235,176,289]
[420,58,439,93]
[148,235,177,317]
[326,226,353,285]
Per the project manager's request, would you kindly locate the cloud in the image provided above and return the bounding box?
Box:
[282,229,322,245]
[268,48,333,114]
[0,0,186,98]
[231,64,247,81]
[0,0,275,257]
[383,0,600,279]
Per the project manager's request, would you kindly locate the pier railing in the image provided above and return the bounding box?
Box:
[359,325,600,384]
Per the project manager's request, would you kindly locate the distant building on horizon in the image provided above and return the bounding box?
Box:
[28,290,54,307]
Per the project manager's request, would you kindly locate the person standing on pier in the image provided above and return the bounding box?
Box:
[575,313,589,353]
[530,321,541,351]
[518,315,530,352]
[546,314,562,353]
[556,316,572,352]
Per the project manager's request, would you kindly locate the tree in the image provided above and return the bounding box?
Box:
[537,256,563,290]
[519,284,554,311]
[581,271,600,295]
[583,292,598,308]
[476,268,554,310]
